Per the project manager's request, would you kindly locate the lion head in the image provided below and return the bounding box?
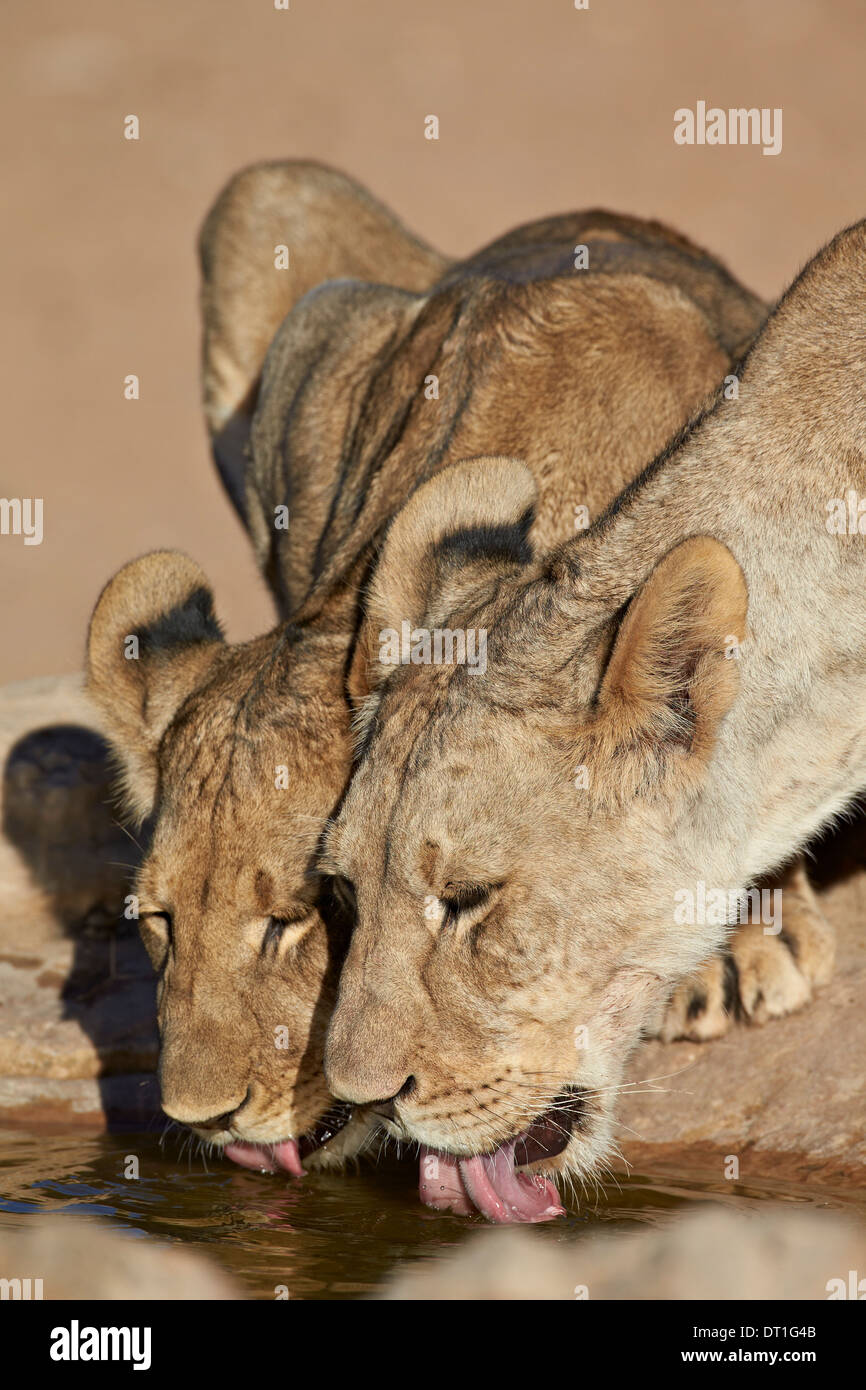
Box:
[322,454,750,1221]
[86,551,372,1170]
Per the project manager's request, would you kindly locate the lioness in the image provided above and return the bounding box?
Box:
[86,160,792,1178]
[323,222,863,1222]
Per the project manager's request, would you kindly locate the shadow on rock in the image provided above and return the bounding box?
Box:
[2,723,161,1130]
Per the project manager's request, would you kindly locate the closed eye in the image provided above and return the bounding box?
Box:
[441,883,496,928]
[260,912,312,956]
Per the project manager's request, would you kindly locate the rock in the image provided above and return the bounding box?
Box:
[0,1217,240,1299]
[0,674,159,1127]
[382,1207,866,1300]
[617,833,866,1188]
[0,1074,160,1130]
[0,674,136,928]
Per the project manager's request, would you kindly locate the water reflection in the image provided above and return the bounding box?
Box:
[0,1129,859,1300]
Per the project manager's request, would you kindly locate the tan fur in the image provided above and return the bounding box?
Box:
[574,536,748,805]
[199,159,448,438]
[323,222,865,1189]
[87,160,780,1164]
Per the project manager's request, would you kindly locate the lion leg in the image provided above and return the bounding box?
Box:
[657,859,835,1043]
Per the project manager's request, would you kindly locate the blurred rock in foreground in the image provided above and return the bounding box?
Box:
[383,1206,866,1300]
[0,1217,239,1299]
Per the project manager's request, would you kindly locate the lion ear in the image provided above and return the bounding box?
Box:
[348,457,537,703]
[583,537,748,804]
[86,551,226,823]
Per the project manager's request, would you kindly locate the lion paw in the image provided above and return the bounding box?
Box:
[657,864,835,1043]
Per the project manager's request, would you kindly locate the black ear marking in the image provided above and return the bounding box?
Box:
[136,586,224,655]
[436,504,535,570]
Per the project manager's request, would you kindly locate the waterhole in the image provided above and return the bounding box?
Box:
[0,1128,860,1299]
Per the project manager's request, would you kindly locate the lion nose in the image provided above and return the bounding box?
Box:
[162,1086,252,1130]
[373,1076,417,1120]
[325,1046,416,1107]
[325,989,417,1103]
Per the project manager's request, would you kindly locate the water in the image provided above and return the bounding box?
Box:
[1,1129,860,1299]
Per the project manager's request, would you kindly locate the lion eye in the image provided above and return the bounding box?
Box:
[262,916,291,953]
[260,913,311,956]
[441,884,492,928]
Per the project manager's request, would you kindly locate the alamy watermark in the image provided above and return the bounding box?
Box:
[1,1275,43,1299]
[0,497,43,545]
[379,620,487,675]
[826,489,866,535]
[674,103,782,157]
[674,880,782,935]
[50,1321,151,1369]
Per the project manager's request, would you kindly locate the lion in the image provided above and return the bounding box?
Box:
[322,221,864,1222]
[86,159,795,1178]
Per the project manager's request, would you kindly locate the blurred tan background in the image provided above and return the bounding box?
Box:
[2,0,864,683]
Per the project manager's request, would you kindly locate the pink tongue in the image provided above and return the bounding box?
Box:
[419,1143,564,1224]
[223,1142,276,1173]
[271,1140,304,1177]
[223,1140,304,1177]
[419,1147,474,1215]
